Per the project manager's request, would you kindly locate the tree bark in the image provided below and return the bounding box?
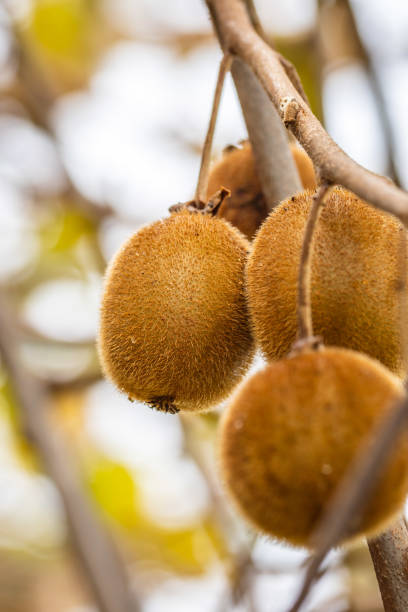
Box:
[368,518,408,612]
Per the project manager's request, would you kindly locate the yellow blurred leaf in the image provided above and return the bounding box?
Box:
[85,453,225,573]
[155,521,224,573]
[39,205,95,253]
[24,0,113,91]
[88,457,142,529]
[0,374,39,471]
[30,0,88,58]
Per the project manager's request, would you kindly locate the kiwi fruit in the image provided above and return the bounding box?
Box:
[247,186,408,376]
[219,347,408,547]
[98,210,254,413]
[206,141,316,239]
[290,144,317,191]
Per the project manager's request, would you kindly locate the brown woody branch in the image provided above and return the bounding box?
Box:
[0,296,139,612]
[368,517,408,612]
[231,59,302,210]
[206,0,408,223]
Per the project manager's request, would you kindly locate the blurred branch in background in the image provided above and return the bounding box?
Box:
[317,0,400,185]
[1,1,115,222]
[181,414,260,611]
[0,295,140,612]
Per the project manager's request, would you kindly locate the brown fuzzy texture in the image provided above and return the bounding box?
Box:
[98,211,254,412]
[206,141,316,239]
[247,186,408,376]
[219,347,408,547]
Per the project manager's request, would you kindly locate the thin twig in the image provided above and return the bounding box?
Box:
[195,53,232,205]
[180,413,258,609]
[318,0,400,185]
[0,296,139,612]
[288,386,408,612]
[205,0,408,224]
[296,182,331,340]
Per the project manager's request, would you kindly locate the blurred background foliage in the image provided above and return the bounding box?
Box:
[0,0,407,610]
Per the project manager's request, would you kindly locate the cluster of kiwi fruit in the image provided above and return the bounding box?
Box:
[98,138,408,549]
[207,140,316,239]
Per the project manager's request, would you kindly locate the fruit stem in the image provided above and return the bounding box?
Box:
[195,53,232,206]
[297,181,331,341]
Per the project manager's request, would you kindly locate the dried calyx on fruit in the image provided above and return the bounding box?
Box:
[247,186,408,376]
[98,193,254,414]
[219,346,408,547]
[206,140,316,239]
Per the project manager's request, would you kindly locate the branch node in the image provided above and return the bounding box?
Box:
[279,96,301,126]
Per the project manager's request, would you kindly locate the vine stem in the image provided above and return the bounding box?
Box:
[195,53,232,205]
[296,182,331,341]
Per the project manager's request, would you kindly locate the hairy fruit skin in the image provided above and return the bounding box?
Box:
[247,186,408,376]
[98,211,254,412]
[207,141,316,239]
[219,348,408,547]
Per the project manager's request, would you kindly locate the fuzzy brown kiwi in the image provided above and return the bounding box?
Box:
[206,141,316,239]
[219,347,408,547]
[98,210,254,413]
[290,144,317,190]
[247,186,408,376]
